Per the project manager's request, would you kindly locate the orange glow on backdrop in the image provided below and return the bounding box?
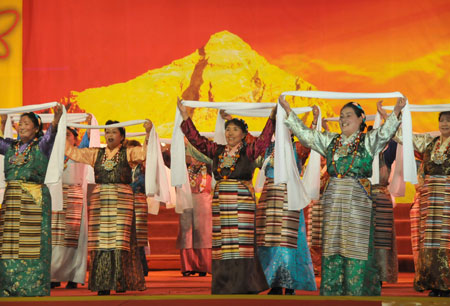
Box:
[19,0,450,133]
[0,0,446,202]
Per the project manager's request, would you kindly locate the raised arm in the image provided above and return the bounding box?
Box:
[280,98,336,156]
[65,144,99,167]
[186,141,212,165]
[365,98,405,156]
[393,128,435,153]
[39,104,64,158]
[178,97,219,159]
[246,107,276,161]
[127,119,153,164]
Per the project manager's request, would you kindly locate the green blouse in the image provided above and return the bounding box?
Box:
[284,111,401,178]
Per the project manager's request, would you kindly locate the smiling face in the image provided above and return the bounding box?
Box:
[339,106,363,137]
[225,123,245,147]
[18,115,39,143]
[105,127,124,149]
[439,112,450,139]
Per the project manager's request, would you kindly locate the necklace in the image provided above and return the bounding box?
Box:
[188,164,207,189]
[217,143,243,179]
[102,146,122,171]
[9,138,38,166]
[432,137,450,165]
[331,132,362,178]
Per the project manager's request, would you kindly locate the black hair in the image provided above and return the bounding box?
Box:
[225,118,248,135]
[20,112,44,138]
[439,111,450,121]
[105,120,126,140]
[341,102,367,132]
[126,139,141,147]
[67,127,78,138]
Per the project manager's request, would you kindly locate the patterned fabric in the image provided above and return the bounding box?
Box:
[52,184,83,248]
[326,134,375,179]
[307,168,329,274]
[372,185,394,249]
[422,137,450,176]
[410,190,421,268]
[0,181,43,259]
[212,180,256,260]
[320,208,380,296]
[256,179,300,248]
[258,210,317,291]
[321,177,373,261]
[88,184,134,251]
[307,199,323,248]
[134,193,149,247]
[130,164,145,194]
[372,185,398,283]
[418,176,450,250]
[94,146,132,184]
[0,141,52,297]
[88,217,146,292]
[413,134,450,292]
[180,117,275,182]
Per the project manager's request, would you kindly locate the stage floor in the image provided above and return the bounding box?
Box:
[2,272,448,306]
[47,271,425,297]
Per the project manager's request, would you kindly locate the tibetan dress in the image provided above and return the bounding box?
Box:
[65,144,146,292]
[0,126,56,296]
[181,117,274,294]
[284,111,400,296]
[410,134,450,292]
[256,142,316,291]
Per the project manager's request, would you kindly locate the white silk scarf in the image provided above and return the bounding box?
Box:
[70,120,171,204]
[0,102,67,210]
[281,91,418,187]
[382,103,450,194]
[171,101,276,212]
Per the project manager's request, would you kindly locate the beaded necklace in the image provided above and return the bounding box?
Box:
[217,142,243,179]
[432,136,450,165]
[331,132,362,178]
[9,138,38,166]
[188,163,207,190]
[102,145,122,171]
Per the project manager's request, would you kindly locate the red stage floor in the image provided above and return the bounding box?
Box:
[1,271,448,306]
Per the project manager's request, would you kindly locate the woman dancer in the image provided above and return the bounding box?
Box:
[0,106,63,296]
[255,112,318,295]
[279,96,405,295]
[65,119,152,295]
[177,98,275,294]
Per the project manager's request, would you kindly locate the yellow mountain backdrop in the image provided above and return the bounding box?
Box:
[69,31,337,137]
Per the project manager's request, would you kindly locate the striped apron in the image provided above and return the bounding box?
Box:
[133,193,149,247]
[321,177,373,261]
[212,179,256,260]
[419,175,450,250]
[372,185,394,250]
[51,184,83,248]
[88,184,134,252]
[256,178,300,248]
[0,181,43,259]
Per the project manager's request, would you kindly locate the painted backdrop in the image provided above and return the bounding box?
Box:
[1,0,450,200]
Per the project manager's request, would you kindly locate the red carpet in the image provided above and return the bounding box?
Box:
[1,271,446,306]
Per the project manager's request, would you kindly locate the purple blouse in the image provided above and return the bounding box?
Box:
[181,117,275,181]
[0,125,56,159]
